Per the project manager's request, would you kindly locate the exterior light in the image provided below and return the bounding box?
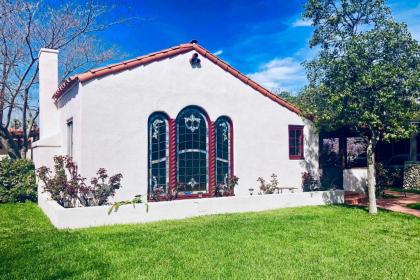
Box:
[190,53,201,68]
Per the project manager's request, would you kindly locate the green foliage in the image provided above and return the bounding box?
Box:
[108,195,148,215]
[301,0,419,214]
[274,90,304,108]
[257,174,279,194]
[304,0,391,49]
[0,158,36,203]
[406,203,420,210]
[386,187,420,194]
[215,175,239,197]
[37,156,123,208]
[1,203,419,279]
[302,0,419,140]
[375,163,403,195]
[301,171,319,191]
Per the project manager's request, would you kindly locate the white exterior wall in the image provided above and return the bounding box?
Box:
[33,49,62,173]
[38,49,60,139]
[343,168,367,193]
[39,190,343,229]
[56,84,83,166]
[67,50,319,201]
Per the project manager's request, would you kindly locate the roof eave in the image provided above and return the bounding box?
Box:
[52,42,304,117]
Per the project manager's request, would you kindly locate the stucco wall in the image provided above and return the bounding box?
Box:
[39,190,343,229]
[56,83,83,166]
[57,50,318,200]
[343,168,367,193]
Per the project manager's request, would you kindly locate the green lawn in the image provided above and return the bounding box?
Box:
[406,203,420,210]
[0,203,419,280]
[386,187,420,194]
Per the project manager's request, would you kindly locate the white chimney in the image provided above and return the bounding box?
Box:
[38,48,60,139]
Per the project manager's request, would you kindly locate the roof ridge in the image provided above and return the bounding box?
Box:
[52,42,303,116]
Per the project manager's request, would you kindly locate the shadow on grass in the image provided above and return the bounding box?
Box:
[331,203,369,211]
[330,203,418,218]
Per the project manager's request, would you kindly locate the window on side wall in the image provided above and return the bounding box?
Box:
[289,125,304,159]
[148,113,169,194]
[215,117,232,186]
[176,107,208,193]
[67,118,73,157]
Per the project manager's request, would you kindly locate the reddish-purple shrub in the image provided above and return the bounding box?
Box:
[37,156,123,208]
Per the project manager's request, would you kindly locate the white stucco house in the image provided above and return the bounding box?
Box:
[33,41,320,205]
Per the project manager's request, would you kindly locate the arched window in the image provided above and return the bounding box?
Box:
[215,117,232,185]
[176,107,208,192]
[148,113,169,194]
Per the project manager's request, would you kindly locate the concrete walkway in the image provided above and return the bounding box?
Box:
[374,190,420,217]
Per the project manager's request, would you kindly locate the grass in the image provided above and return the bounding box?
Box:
[406,203,420,210]
[386,187,420,194]
[379,193,399,199]
[0,203,419,280]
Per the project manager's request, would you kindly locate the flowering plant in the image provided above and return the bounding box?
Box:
[215,175,239,197]
[37,156,123,208]
[257,174,279,194]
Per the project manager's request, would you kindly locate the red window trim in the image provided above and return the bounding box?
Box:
[288,125,304,160]
[160,110,234,201]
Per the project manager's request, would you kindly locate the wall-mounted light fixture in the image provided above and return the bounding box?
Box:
[190,53,201,68]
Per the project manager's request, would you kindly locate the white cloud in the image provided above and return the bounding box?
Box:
[292,19,312,27]
[213,50,223,56]
[247,57,307,92]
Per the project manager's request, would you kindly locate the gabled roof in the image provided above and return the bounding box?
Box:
[53,42,302,116]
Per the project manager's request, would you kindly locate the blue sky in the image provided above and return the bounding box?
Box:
[97,0,419,93]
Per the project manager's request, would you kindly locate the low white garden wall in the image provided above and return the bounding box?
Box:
[343,168,367,193]
[38,190,344,229]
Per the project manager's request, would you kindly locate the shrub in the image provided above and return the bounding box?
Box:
[149,185,179,202]
[319,171,338,190]
[406,203,420,210]
[0,158,37,203]
[215,175,239,197]
[257,174,279,194]
[301,172,320,192]
[37,156,123,208]
[375,163,404,195]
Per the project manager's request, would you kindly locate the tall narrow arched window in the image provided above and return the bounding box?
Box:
[148,113,169,194]
[177,107,208,192]
[215,117,232,185]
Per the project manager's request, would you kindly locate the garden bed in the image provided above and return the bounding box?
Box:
[39,190,344,229]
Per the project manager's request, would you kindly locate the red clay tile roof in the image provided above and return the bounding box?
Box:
[53,42,303,116]
[8,128,39,137]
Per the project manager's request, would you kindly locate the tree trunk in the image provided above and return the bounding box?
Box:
[366,133,378,215]
[20,146,28,159]
[0,127,21,159]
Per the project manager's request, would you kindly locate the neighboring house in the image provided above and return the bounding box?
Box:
[320,127,419,193]
[0,128,39,159]
[32,41,319,202]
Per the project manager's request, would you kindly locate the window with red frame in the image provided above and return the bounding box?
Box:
[289,125,304,159]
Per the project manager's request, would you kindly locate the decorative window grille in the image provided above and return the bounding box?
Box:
[215,117,231,185]
[148,113,169,194]
[176,107,208,192]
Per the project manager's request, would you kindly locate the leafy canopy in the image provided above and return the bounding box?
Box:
[302,0,420,140]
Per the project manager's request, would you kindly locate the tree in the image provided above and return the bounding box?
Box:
[272,89,304,108]
[301,0,420,214]
[0,0,130,159]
